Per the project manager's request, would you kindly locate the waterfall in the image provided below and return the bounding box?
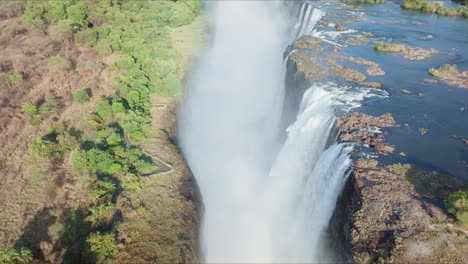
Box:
[263,85,354,262]
[292,3,326,40]
[179,1,382,263]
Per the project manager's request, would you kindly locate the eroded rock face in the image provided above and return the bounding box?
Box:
[337,112,396,155]
[330,159,468,264]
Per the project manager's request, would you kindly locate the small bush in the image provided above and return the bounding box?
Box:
[48,223,64,241]
[48,56,72,73]
[121,173,141,191]
[88,179,116,203]
[73,90,90,103]
[373,42,406,53]
[428,64,459,77]
[88,203,115,226]
[445,190,468,227]
[29,138,61,158]
[0,72,23,87]
[21,102,37,116]
[0,247,33,264]
[85,231,116,262]
[134,159,152,174]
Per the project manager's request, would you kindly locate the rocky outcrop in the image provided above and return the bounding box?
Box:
[330,159,468,263]
[337,112,396,155]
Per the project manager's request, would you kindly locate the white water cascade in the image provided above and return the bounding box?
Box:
[291,3,326,41]
[179,1,381,263]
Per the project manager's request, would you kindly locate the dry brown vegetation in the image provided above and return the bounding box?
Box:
[0,3,114,262]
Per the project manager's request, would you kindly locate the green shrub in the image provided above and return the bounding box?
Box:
[121,173,141,191]
[421,2,437,12]
[106,132,122,146]
[134,159,152,174]
[73,90,90,103]
[66,2,88,30]
[445,190,468,227]
[88,179,116,203]
[88,203,115,225]
[39,97,59,118]
[69,149,88,172]
[119,111,148,141]
[22,2,48,31]
[48,56,72,73]
[111,101,126,114]
[75,29,98,47]
[0,72,23,87]
[428,64,459,77]
[86,148,115,174]
[126,90,140,107]
[0,247,33,264]
[48,223,65,241]
[29,138,61,158]
[48,0,74,22]
[437,6,460,16]
[21,102,37,116]
[402,0,427,9]
[85,231,116,262]
[373,42,406,53]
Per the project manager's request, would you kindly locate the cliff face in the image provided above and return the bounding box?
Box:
[330,159,468,263]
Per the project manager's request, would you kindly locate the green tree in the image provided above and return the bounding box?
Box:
[88,179,116,203]
[96,99,113,121]
[86,148,115,174]
[66,2,88,29]
[22,2,48,31]
[0,247,33,264]
[88,203,115,226]
[445,190,468,227]
[85,231,116,262]
[48,0,74,22]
